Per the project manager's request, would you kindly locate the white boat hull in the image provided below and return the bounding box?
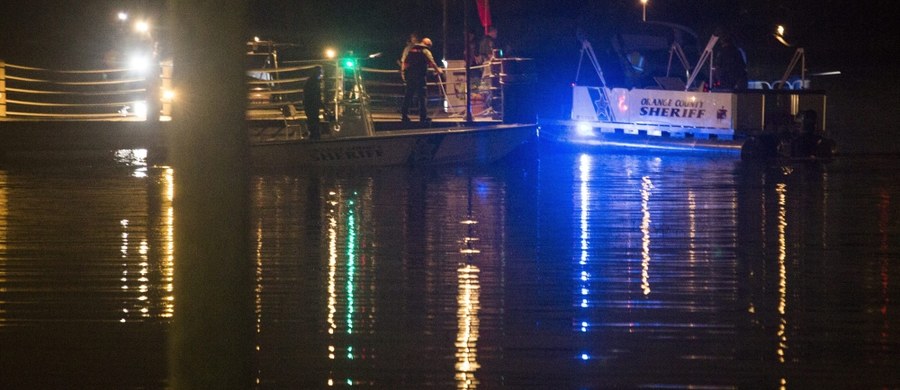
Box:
[541,119,743,155]
[250,123,537,167]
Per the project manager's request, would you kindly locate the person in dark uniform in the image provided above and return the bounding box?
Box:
[713,35,748,90]
[401,37,443,123]
[478,26,498,65]
[303,66,324,139]
[400,32,419,66]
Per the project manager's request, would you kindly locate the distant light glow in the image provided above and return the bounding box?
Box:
[325,48,337,59]
[575,121,594,137]
[774,25,791,46]
[117,12,128,22]
[581,353,590,360]
[133,101,148,120]
[134,20,150,34]
[128,53,150,73]
[774,34,791,47]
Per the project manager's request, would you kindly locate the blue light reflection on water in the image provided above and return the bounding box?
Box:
[551,152,748,387]
[576,153,592,365]
[0,152,899,388]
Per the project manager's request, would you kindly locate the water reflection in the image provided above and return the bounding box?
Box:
[776,183,788,366]
[0,153,899,388]
[640,175,653,296]
[1,171,6,325]
[0,156,174,388]
[455,264,480,389]
[246,167,508,388]
[119,166,175,323]
[456,178,483,389]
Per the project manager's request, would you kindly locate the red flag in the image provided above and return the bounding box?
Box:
[476,0,491,34]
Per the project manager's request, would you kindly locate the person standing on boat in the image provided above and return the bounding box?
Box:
[399,32,420,67]
[713,35,748,90]
[478,26,498,65]
[401,37,443,123]
[303,66,324,140]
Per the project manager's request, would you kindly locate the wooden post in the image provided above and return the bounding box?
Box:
[160,60,173,120]
[1,60,6,117]
[464,1,473,124]
[167,1,254,389]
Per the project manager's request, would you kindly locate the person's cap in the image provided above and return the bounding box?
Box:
[422,38,433,47]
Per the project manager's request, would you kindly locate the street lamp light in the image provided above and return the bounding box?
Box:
[640,0,648,22]
[774,25,791,46]
[134,20,151,36]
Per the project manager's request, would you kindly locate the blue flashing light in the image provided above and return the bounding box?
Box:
[581,353,590,361]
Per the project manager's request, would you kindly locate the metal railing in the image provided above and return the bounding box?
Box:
[1,57,532,122]
[0,60,171,120]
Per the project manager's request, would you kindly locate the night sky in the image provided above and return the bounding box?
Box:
[1,1,894,68]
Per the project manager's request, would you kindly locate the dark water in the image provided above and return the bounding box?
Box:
[1,149,899,389]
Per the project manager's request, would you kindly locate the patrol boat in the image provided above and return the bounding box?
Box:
[245,41,537,167]
[541,26,835,159]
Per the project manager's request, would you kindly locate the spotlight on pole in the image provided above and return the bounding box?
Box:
[774,25,791,46]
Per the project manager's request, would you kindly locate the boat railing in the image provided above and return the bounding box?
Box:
[1,55,536,124]
[357,61,503,119]
[0,60,172,121]
[246,63,309,107]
